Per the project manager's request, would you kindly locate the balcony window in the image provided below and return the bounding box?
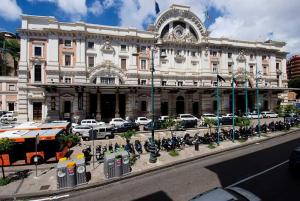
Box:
[141,46,146,52]
[34,46,42,57]
[250,54,254,60]
[51,97,56,110]
[213,64,218,73]
[65,55,71,66]
[141,80,146,85]
[212,51,217,57]
[250,65,254,75]
[228,64,232,74]
[177,81,183,86]
[276,63,280,70]
[176,50,182,55]
[141,59,146,70]
[9,85,15,91]
[141,101,147,112]
[64,77,72,84]
[121,58,126,70]
[191,51,196,57]
[88,56,94,68]
[262,55,267,60]
[34,64,42,82]
[162,81,167,86]
[87,42,94,49]
[64,40,72,47]
[228,53,232,59]
[263,65,268,75]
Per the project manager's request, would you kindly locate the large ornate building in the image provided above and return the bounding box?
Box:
[17,4,288,122]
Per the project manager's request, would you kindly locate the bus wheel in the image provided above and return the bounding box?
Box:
[31,155,43,165]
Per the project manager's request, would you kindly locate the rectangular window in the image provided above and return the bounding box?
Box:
[228,64,232,74]
[212,51,217,57]
[161,81,167,86]
[177,81,183,86]
[121,58,126,70]
[64,40,71,47]
[194,81,198,86]
[141,60,146,70]
[191,51,196,57]
[228,53,232,58]
[51,97,56,110]
[141,46,146,52]
[87,42,94,49]
[64,77,72,84]
[176,50,182,55]
[263,65,268,75]
[121,45,127,51]
[213,64,218,73]
[9,85,15,91]
[88,56,94,67]
[141,80,146,85]
[141,101,147,112]
[34,65,42,82]
[262,55,267,60]
[65,55,71,66]
[250,54,254,60]
[276,63,280,70]
[250,65,254,75]
[34,46,42,57]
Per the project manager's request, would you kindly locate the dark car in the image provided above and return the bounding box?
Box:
[112,122,139,133]
[289,146,300,172]
[190,187,261,201]
[221,117,234,125]
[179,119,197,129]
[144,120,162,131]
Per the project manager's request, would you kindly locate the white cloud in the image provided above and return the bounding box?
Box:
[0,0,22,21]
[57,0,87,20]
[88,0,104,16]
[103,0,116,8]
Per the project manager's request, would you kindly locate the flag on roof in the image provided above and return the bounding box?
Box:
[217,74,226,82]
[155,1,160,14]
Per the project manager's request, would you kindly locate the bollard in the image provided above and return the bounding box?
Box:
[195,141,199,151]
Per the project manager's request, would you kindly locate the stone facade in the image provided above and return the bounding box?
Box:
[0,76,18,112]
[17,4,288,122]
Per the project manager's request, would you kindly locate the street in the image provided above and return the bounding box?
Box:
[62,130,300,201]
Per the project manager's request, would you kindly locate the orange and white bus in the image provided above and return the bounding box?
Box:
[0,128,70,166]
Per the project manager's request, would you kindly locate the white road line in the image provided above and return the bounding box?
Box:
[29,194,70,201]
[226,160,289,188]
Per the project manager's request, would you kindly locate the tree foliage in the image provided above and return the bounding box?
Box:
[0,138,14,178]
[121,130,136,140]
[204,118,217,135]
[236,117,251,128]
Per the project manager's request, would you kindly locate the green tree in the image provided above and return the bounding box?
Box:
[204,118,217,135]
[236,117,251,128]
[120,130,136,140]
[0,138,13,178]
[5,38,20,76]
[162,117,177,137]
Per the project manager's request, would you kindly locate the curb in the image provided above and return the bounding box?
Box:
[1,128,299,200]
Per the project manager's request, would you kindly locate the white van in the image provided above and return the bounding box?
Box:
[81,119,105,127]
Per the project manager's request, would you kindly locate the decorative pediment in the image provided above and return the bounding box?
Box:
[101,40,115,55]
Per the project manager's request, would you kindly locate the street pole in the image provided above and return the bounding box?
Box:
[256,63,261,137]
[149,48,157,163]
[216,75,220,146]
[232,74,235,142]
[35,133,39,177]
[92,127,95,168]
[244,60,248,115]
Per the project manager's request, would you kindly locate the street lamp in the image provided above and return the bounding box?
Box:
[256,66,262,137]
[149,39,163,163]
[231,73,236,142]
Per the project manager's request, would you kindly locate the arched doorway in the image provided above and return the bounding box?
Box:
[176,96,185,115]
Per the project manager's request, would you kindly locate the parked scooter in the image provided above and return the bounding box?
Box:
[134,140,143,154]
[82,145,92,164]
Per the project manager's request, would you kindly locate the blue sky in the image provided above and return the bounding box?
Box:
[1,0,300,54]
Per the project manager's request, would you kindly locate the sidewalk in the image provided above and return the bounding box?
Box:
[0,127,298,199]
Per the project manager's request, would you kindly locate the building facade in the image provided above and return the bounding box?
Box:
[17,4,288,122]
[287,55,300,80]
[0,76,18,112]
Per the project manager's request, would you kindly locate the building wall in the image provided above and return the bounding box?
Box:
[0,76,18,112]
[287,55,300,80]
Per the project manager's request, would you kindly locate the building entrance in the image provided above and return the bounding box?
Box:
[101,94,116,122]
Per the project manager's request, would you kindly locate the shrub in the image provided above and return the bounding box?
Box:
[169,150,179,157]
[0,177,10,186]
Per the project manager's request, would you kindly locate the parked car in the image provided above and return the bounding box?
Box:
[144,120,163,131]
[243,112,263,119]
[72,125,92,136]
[112,122,139,133]
[82,125,114,141]
[190,187,261,201]
[0,111,8,117]
[201,113,218,121]
[289,146,300,172]
[0,113,17,122]
[81,119,105,127]
[178,114,199,121]
[135,117,152,125]
[261,111,279,118]
[109,118,127,127]
[178,119,197,129]
[222,113,238,118]
[158,116,170,122]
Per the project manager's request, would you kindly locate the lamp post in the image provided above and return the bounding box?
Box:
[256,65,262,137]
[244,59,248,115]
[231,73,235,142]
[216,76,220,146]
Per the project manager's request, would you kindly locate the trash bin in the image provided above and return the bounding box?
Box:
[75,158,87,185]
[66,161,76,188]
[195,141,199,151]
[104,153,115,179]
[121,151,130,175]
[115,155,123,177]
[57,160,68,189]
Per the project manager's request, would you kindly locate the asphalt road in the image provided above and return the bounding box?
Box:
[62,130,300,201]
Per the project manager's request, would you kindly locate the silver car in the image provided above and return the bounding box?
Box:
[82,125,114,141]
[72,125,92,136]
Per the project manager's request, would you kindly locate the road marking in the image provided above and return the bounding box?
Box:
[29,194,70,201]
[226,160,289,188]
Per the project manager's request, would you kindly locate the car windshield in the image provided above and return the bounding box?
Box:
[182,115,193,118]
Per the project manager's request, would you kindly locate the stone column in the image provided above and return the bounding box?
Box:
[115,91,120,117]
[96,92,101,121]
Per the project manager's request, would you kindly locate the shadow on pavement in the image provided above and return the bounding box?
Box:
[132,191,173,201]
[205,137,300,201]
[8,169,30,182]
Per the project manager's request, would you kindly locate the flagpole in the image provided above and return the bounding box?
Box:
[217,74,220,146]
